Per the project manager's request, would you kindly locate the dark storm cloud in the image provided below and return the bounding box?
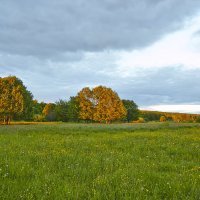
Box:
[0,0,200,58]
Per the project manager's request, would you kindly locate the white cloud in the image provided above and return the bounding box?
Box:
[140,104,200,114]
[116,14,200,76]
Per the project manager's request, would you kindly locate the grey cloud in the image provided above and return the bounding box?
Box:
[0,0,200,58]
[25,66,200,106]
[1,0,200,107]
[115,67,200,106]
[1,57,200,107]
[0,53,116,102]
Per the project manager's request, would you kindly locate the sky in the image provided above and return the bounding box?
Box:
[1,0,200,113]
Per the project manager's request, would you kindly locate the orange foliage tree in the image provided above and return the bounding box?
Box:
[77,86,127,123]
[42,103,56,121]
[160,116,166,122]
[0,76,33,124]
[77,87,94,121]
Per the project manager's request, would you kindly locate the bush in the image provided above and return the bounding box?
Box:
[160,116,166,122]
[135,117,145,123]
[33,114,45,122]
[196,116,200,123]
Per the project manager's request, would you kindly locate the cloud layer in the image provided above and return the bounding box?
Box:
[1,0,200,57]
[1,0,200,113]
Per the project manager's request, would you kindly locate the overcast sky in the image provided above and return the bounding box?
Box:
[1,0,200,113]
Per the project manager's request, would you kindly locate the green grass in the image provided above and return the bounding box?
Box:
[0,123,200,199]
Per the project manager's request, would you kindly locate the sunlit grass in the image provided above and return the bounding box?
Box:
[11,121,62,125]
[0,123,199,199]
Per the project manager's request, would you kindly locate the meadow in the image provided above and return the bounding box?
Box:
[0,123,199,199]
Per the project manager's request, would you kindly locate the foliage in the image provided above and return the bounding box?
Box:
[77,87,94,121]
[67,96,80,122]
[42,103,56,121]
[53,97,79,122]
[141,110,199,123]
[33,114,45,122]
[77,86,127,123]
[0,124,199,199]
[32,100,46,116]
[55,100,68,122]
[122,99,139,122]
[160,115,166,122]
[196,116,200,123]
[136,117,145,123]
[141,111,161,121]
[0,76,33,124]
[1,76,199,124]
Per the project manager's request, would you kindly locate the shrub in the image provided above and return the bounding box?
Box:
[33,114,45,122]
[135,117,145,123]
[196,116,200,123]
[160,116,166,122]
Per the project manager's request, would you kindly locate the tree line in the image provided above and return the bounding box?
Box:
[140,110,200,123]
[1,76,200,125]
[0,76,139,124]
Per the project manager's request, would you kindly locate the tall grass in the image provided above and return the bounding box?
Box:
[0,123,199,199]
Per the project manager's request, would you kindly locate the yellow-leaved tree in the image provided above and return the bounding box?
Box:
[77,86,126,123]
[42,103,56,121]
[77,87,94,121]
[0,76,33,124]
[160,116,166,122]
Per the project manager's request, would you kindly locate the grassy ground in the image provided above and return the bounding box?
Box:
[0,123,199,199]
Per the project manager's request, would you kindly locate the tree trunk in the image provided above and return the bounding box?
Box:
[5,116,9,125]
[4,115,10,125]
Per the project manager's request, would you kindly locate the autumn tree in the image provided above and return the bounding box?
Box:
[77,86,126,123]
[122,99,139,122]
[0,76,33,124]
[160,116,166,122]
[42,103,56,121]
[77,87,94,121]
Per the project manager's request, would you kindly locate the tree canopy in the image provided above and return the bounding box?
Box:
[0,76,33,124]
[77,86,126,123]
[42,103,56,121]
[1,75,199,124]
[122,99,139,122]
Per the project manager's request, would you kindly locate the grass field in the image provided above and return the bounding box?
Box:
[0,123,200,199]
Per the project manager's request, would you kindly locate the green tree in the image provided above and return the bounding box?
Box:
[0,76,33,124]
[67,96,80,122]
[32,100,46,122]
[141,111,161,122]
[196,116,200,123]
[32,100,46,115]
[122,100,139,122]
[55,100,68,122]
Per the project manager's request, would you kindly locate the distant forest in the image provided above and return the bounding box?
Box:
[0,76,200,125]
